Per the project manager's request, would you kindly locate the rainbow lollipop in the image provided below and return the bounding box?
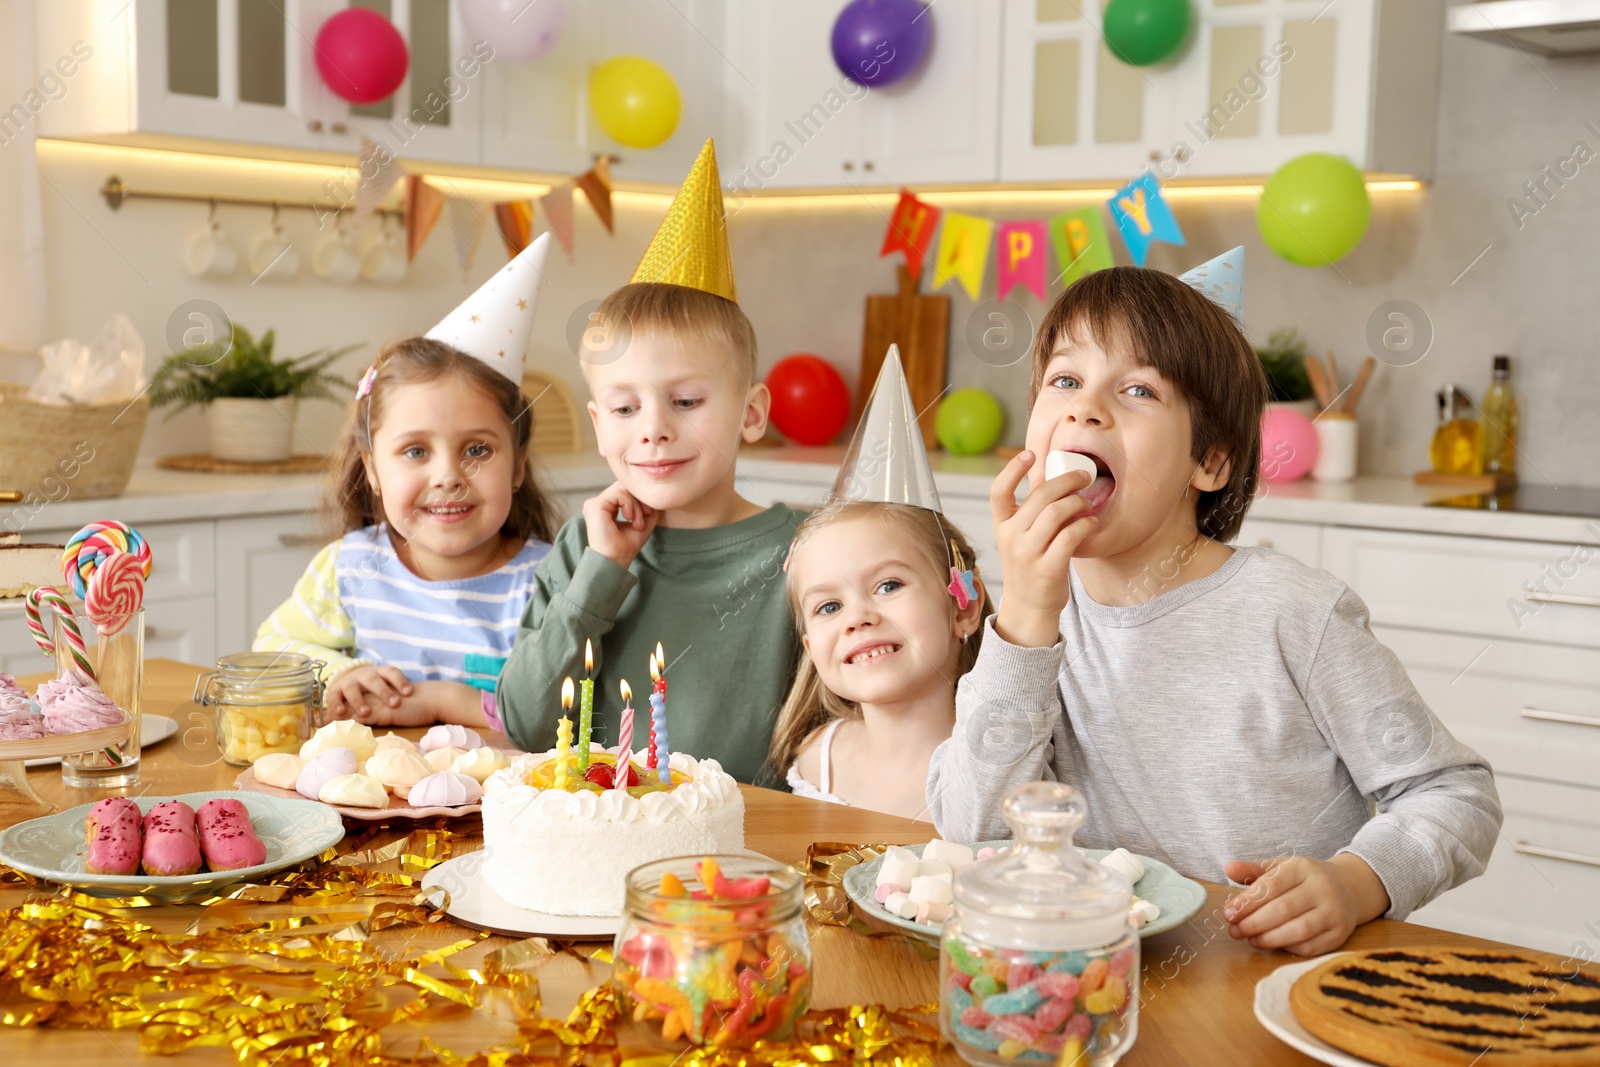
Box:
[61,521,152,635]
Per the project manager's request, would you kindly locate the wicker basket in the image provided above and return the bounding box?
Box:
[0,382,150,500]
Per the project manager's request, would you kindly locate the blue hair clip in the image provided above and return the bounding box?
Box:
[946,539,976,609]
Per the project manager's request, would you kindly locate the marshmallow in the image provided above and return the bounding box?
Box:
[253,752,305,790]
[301,721,376,761]
[1099,848,1146,886]
[883,891,918,919]
[914,899,953,925]
[319,773,390,809]
[875,883,897,905]
[922,839,975,873]
[916,857,953,881]
[1045,450,1098,482]
[877,846,921,892]
[909,873,954,906]
[975,847,999,860]
[1130,898,1161,929]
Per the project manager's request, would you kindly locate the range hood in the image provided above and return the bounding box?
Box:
[1449,1,1600,54]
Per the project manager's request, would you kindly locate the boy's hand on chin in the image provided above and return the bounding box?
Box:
[1222,854,1391,956]
[991,450,1097,648]
[585,481,659,568]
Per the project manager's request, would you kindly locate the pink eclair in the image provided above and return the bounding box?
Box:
[83,797,142,875]
[141,800,202,876]
[195,798,266,871]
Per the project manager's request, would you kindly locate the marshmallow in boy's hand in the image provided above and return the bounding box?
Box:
[1045,450,1099,483]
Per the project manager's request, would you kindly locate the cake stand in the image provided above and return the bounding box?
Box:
[0,722,134,827]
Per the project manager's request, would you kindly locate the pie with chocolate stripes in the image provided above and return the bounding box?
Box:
[1289,945,1600,1065]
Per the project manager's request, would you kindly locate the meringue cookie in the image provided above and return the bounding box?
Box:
[372,732,419,754]
[0,672,25,698]
[0,689,46,741]
[407,771,483,807]
[38,674,125,734]
[418,724,485,754]
[254,752,306,790]
[296,747,358,800]
[318,773,390,809]
[300,720,377,761]
[366,748,432,794]
[449,747,509,783]
[423,746,468,773]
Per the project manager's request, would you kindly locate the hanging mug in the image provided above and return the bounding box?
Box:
[249,207,300,281]
[312,214,361,284]
[185,203,238,279]
[360,216,407,284]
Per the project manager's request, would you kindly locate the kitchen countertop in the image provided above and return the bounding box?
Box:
[6,446,1599,546]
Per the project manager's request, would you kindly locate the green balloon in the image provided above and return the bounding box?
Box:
[1103,0,1191,67]
[1257,152,1372,266]
[935,388,1005,456]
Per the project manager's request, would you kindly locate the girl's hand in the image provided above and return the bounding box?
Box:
[1222,854,1391,955]
[991,451,1097,648]
[584,481,659,568]
[324,666,413,723]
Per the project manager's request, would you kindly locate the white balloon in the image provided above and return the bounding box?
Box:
[460,0,569,62]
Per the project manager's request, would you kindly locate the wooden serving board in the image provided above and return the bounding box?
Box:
[861,265,949,450]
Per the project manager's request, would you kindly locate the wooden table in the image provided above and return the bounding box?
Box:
[2,660,1524,1065]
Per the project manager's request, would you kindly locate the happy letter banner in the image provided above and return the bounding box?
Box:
[880,189,942,280]
[934,211,996,300]
[996,220,1049,301]
[1107,172,1185,267]
[1048,208,1116,286]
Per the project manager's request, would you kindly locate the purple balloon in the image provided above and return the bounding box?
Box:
[831,0,932,87]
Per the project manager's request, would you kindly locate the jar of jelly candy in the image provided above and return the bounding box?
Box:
[941,783,1139,1066]
[614,855,812,1049]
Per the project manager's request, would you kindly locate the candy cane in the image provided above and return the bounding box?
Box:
[25,586,95,680]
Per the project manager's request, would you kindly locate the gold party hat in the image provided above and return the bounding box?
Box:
[629,139,738,304]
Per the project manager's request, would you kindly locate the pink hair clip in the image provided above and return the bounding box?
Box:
[355,365,378,399]
[947,540,975,609]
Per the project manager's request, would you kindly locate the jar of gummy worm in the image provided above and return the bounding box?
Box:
[613,855,811,1049]
[941,782,1139,1066]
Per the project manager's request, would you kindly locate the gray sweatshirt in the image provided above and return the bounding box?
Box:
[927,546,1502,920]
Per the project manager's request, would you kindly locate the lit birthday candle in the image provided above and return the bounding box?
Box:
[650,645,669,783]
[616,679,634,790]
[555,678,574,789]
[578,639,595,772]
[646,651,658,770]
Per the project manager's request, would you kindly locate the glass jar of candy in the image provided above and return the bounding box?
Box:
[941,782,1139,1066]
[614,855,812,1049]
[193,651,322,766]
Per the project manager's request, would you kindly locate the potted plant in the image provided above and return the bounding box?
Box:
[1255,328,1317,414]
[147,325,359,463]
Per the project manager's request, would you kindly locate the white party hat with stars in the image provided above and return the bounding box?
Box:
[425,232,551,382]
[1177,245,1244,321]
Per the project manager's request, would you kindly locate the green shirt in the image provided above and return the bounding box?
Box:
[498,504,805,784]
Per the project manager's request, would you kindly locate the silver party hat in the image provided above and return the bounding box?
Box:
[832,345,943,512]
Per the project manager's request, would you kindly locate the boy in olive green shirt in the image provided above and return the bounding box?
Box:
[498,141,803,782]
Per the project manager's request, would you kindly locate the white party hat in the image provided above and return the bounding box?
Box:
[425,232,551,382]
[1177,245,1244,321]
[831,345,943,513]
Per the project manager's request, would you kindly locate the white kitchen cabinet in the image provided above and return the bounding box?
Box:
[998,0,1444,183]
[213,512,327,658]
[721,0,1001,190]
[37,0,484,164]
[1233,516,1321,568]
[0,596,215,677]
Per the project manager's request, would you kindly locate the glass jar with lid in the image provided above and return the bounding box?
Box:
[941,782,1139,1066]
[193,651,322,766]
[613,854,812,1049]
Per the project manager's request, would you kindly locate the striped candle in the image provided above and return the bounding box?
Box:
[615,679,633,790]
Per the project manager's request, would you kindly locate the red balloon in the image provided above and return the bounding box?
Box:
[315,9,409,105]
[766,355,851,446]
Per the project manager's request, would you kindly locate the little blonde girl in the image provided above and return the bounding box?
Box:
[256,336,559,728]
[768,500,991,820]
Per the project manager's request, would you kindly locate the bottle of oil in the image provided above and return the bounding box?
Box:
[1482,355,1519,475]
[1430,385,1484,475]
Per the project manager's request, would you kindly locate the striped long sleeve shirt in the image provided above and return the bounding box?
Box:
[255,524,551,700]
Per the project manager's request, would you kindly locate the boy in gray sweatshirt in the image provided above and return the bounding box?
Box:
[928,256,1501,956]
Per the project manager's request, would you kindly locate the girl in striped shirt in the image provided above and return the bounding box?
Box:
[256,337,559,729]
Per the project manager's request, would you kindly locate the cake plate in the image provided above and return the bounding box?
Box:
[0,722,133,828]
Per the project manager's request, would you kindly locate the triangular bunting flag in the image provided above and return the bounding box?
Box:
[932,211,994,300]
[1107,172,1185,267]
[404,174,446,262]
[542,181,577,261]
[880,189,940,281]
[576,155,615,235]
[354,136,401,220]
[447,197,488,278]
[494,200,535,259]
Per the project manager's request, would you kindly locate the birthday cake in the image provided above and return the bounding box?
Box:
[481,744,745,917]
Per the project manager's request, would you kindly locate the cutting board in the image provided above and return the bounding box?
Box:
[861,265,949,450]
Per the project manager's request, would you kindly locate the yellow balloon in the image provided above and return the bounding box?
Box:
[589,56,682,149]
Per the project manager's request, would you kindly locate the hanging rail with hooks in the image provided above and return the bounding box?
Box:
[99,175,401,218]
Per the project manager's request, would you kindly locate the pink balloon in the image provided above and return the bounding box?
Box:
[461,0,569,61]
[1259,408,1319,482]
[315,9,409,104]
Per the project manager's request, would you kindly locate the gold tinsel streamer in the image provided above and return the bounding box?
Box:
[804,843,938,960]
[0,829,941,1066]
